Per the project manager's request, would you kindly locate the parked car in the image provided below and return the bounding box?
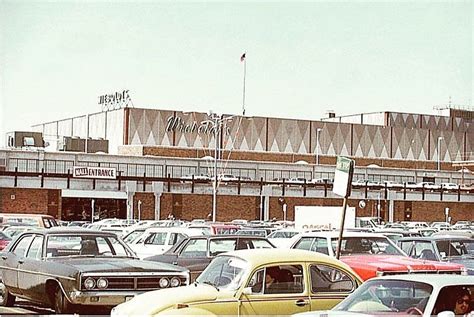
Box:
[0,231,12,250]
[0,228,189,313]
[127,227,204,259]
[404,181,418,189]
[416,182,440,190]
[441,182,460,191]
[145,234,275,281]
[0,213,58,228]
[217,174,239,182]
[267,228,302,248]
[181,173,210,181]
[398,236,474,275]
[290,231,466,280]
[2,225,35,239]
[187,223,241,235]
[382,180,403,188]
[112,249,363,315]
[294,274,474,317]
[235,228,270,237]
[431,222,451,230]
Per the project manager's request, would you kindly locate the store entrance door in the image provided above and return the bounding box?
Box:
[61,197,127,221]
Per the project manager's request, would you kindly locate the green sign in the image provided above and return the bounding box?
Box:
[336,156,352,173]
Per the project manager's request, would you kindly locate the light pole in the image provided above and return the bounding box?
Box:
[137,200,142,221]
[208,112,235,222]
[437,136,443,171]
[316,128,322,165]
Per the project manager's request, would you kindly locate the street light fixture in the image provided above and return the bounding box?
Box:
[316,128,322,165]
[208,112,234,223]
[437,136,443,171]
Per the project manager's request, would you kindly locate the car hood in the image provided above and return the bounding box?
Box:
[145,253,178,264]
[295,311,370,317]
[49,257,187,273]
[112,283,224,315]
[448,257,474,274]
[341,255,463,272]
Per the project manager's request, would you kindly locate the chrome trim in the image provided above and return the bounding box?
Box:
[80,272,189,277]
[68,290,147,305]
[0,266,76,281]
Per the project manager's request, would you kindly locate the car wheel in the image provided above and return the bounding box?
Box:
[0,279,15,307]
[53,286,72,314]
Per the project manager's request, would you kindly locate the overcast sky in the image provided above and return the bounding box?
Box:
[1,1,472,147]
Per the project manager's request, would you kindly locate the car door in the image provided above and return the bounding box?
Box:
[240,264,310,315]
[176,238,210,281]
[17,234,44,302]
[308,263,359,310]
[1,233,34,295]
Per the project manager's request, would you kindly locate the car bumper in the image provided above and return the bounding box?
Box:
[69,290,140,306]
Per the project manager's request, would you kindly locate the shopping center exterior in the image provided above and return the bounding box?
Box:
[1,106,473,223]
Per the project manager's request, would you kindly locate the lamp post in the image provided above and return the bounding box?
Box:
[316,128,322,165]
[437,136,443,171]
[208,112,234,223]
[137,200,142,221]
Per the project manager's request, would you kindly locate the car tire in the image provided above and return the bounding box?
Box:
[0,279,15,307]
[53,286,73,314]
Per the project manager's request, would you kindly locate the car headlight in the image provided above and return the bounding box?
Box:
[159,277,170,288]
[84,277,96,290]
[170,277,181,287]
[97,278,108,289]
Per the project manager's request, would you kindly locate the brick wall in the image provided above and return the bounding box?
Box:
[156,193,472,223]
[140,146,455,171]
[133,192,155,220]
[159,193,260,221]
[0,188,61,218]
[1,188,471,223]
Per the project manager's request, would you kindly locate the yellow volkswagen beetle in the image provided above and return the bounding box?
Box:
[112,249,363,316]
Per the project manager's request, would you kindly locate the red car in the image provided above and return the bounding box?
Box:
[291,231,465,280]
[0,231,12,250]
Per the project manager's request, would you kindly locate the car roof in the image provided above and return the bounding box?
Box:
[220,248,356,273]
[398,236,473,241]
[368,274,474,286]
[19,227,117,236]
[186,234,270,239]
[297,231,388,238]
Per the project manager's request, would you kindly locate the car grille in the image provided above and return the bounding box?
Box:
[80,275,188,291]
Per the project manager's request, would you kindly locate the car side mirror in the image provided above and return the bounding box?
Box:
[437,311,455,317]
[242,287,252,296]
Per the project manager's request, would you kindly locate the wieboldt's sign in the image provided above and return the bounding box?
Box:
[166,116,231,136]
[73,166,116,179]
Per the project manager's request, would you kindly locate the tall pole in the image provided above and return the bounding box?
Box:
[316,128,322,165]
[241,53,246,116]
[138,200,142,222]
[212,115,219,222]
[336,197,349,260]
[437,137,443,171]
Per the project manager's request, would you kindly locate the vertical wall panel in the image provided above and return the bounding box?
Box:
[106,109,124,155]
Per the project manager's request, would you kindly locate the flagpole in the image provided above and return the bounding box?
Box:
[242,53,246,116]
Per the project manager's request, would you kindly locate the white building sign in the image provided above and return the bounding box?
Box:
[73,166,117,179]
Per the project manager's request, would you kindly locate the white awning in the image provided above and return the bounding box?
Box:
[61,189,127,199]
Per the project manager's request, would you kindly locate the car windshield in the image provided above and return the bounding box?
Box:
[332,237,405,256]
[46,234,134,258]
[435,239,474,258]
[196,255,249,291]
[334,279,433,313]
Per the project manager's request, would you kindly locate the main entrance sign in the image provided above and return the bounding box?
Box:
[73,166,117,179]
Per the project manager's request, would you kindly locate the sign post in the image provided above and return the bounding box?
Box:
[333,156,355,259]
